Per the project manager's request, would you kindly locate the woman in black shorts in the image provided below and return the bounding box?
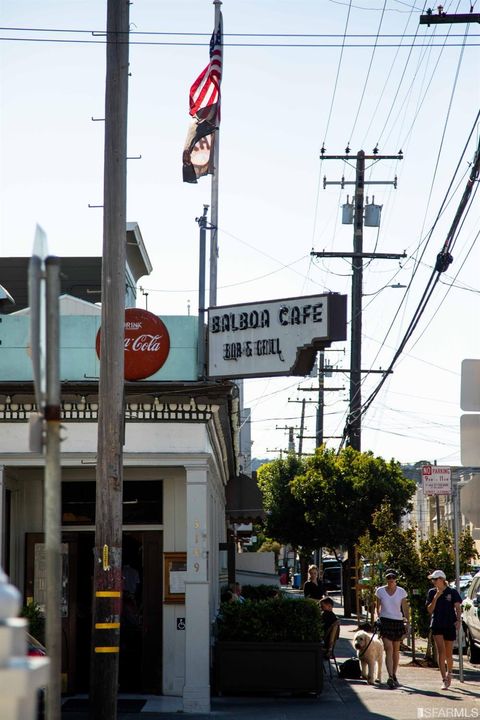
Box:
[426,570,462,690]
[375,569,410,689]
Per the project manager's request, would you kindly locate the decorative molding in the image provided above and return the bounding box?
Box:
[0,399,216,424]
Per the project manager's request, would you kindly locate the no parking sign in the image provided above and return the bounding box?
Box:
[421,465,451,496]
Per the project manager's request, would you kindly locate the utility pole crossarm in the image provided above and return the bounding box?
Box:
[298,387,345,392]
[324,179,397,187]
[320,154,403,161]
[311,251,406,259]
[420,12,480,25]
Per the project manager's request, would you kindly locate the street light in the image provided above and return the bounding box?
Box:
[363,282,407,297]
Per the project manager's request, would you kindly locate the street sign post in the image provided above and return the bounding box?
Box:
[421,465,452,496]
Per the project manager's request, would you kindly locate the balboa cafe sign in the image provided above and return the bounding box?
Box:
[207,293,347,379]
[96,308,171,381]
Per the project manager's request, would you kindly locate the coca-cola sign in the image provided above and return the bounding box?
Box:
[96,308,171,381]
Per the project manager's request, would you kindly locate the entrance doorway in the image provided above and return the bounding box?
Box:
[25,530,163,694]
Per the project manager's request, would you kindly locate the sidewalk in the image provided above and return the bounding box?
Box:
[61,618,480,720]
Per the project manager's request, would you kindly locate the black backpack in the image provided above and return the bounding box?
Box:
[338,657,362,679]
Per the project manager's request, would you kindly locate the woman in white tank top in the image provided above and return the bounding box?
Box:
[375,569,410,689]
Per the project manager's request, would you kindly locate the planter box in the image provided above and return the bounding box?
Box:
[214,641,323,695]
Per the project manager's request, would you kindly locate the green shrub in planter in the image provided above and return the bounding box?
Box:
[216,596,322,643]
[21,600,45,645]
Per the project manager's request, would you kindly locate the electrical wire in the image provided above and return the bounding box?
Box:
[348,1,388,143]
[343,130,480,443]
[0,35,478,48]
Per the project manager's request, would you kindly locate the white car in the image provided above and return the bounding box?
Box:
[462,571,480,663]
[450,575,473,599]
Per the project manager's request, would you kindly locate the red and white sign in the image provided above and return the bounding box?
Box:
[96,308,170,381]
[421,465,452,496]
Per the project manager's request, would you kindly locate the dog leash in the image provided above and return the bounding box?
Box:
[358,628,378,659]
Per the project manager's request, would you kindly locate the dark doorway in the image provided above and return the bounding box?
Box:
[25,530,163,694]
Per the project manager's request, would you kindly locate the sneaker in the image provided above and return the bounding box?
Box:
[445,673,452,688]
[441,678,448,690]
[387,677,395,689]
[392,675,400,687]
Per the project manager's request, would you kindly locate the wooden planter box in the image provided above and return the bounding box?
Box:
[214,641,323,695]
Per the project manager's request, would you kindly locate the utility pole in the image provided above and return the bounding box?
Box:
[297,352,345,448]
[312,149,404,450]
[299,399,306,456]
[90,1,129,718]
[350,150,365,451]
[45,256,61,720]
[275,425,299,454]
[316,352,324,447]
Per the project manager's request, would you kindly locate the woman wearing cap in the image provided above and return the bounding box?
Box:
[426,570,462,690]
[375,569,410,689]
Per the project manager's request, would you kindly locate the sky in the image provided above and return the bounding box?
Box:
[1,0,479,468]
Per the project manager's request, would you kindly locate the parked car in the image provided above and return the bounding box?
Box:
[462,571,480,663]
[321,560,342,591]
[27,632,47,657]
[450,575,473,600]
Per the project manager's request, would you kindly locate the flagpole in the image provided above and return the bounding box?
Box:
[209,0,222,308]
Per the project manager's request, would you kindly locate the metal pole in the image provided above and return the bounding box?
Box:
[91,1,129,717]
[348,151,365,450]
[45,256,61,720]
[197,205,209,379]
[453,482,464,682]
[209,0,222,308]
[435,496,441,533]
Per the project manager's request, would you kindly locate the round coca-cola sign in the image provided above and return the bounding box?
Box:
[96,308,171,381]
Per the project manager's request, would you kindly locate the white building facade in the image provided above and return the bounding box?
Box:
[0,240,238,713]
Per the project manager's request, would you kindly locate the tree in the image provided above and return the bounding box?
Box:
[419,525,477,581]
[256,453,316,560]
[290,446,416,550]
[257,447,416,614]
[360,503,478,663]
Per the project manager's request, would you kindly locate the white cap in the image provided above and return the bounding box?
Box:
[428,570,446,580]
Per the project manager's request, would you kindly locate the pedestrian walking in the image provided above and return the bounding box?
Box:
[303,564,325,600]
[375,569,410,689]
[426,569,462,690]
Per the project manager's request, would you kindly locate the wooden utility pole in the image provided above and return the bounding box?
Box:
[90,1,129,718]
[312,150,403,617]
[316,352,325,447]
[296,353,345,447]
[312,150,404,451]
[349,150,365,451]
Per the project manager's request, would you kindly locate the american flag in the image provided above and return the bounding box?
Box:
[189,14,223,122]
[183,13,223,184]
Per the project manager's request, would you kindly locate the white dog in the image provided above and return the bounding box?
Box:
[353,630,384,684]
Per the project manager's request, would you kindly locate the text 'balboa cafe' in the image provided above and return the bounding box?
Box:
[207,293,347,380]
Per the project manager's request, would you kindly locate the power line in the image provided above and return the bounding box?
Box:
[1,35,479,48]
[346,129,480,439]
[2,25,479,37]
